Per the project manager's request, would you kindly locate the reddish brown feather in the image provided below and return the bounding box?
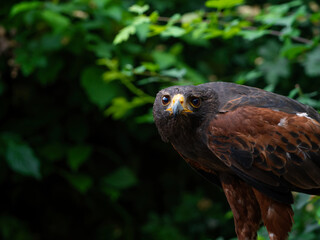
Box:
[220,174,294,240]
[208,106,320,186]
[220,174,261,240]
[252,188,294,240]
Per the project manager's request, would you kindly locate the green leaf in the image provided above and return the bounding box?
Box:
[258,41,289,86]
[64,173,93,194]
[81,66,123,109]
[160,68,186,79]
[295,193,312,210]
[150,11,159,22]
[239,29,267,41]
[14,48,47,76]
[304,47,320,77]
[161,26,186,38]
[10,1,42,17]
[152,51,177,69]
[288,87,299,99]
[5,141,41,179]
[67,145,92,172]
[103,5,123,21]
[92,0,111,8]
[256,1,302,25]
[105,97,148,119]
[167,14,181,26]
[181,12,201,24]
[205,0,244,9]
[141,62,159,72]
[87,41,112,58]
[136,22,150,42]
[129,4,149,15]
[113,25,136,45]
[103,167,137,189]
[41,10,70,33]
[281,42,308,60]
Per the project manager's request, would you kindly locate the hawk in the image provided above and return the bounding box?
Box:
[153,82,320,240]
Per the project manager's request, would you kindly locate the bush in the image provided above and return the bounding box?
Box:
[1,0,320,239]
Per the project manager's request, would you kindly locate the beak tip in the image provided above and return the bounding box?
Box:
[172,101,184,117]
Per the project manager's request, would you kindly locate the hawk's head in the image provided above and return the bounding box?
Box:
[153,85,219,142]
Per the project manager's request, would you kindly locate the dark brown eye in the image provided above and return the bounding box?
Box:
[162,95,170,106]
[190,97,201,108]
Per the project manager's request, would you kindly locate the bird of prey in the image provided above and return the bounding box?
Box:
[153,82,320,240]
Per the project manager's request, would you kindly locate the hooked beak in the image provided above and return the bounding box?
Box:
[172,100,184,117]
[166,94,192,117]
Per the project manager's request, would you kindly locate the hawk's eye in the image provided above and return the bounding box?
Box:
[190,97,201,108]
[162,95,170,106]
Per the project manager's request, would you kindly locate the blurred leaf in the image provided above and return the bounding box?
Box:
[258,41,289,87]
[160,68,186,79]
[239,29,267,41]
[161,26,186,37]
[81,66,123,109]
[205,0,244,9]
[152,51,177,69]
[5,140,41,179]
[304,47,320,77]
[281,42,308,60]
[88,41,112,58]
[67,145,92,171]
[103,167,137,189]
[114,25,136,45]
[102,70,124,82]
[235,70,262,84]
[288,87,300,99]
[103,5,123,21]
[297,94,320,108]
[256,0,302,25]
[129,4,149,15]
[10,1,42,16]
[149,24,166,36]
[295,193,312,210]
[105,97,149,119]
[41,10,70,33]
[92,0,111,8]
[15,48,47,76]
[181,12,201,24]
[149,11,159,22]
[141,62,159,72]
[167,14,181,26]
[64,173,93,194]
[136,22,150,42]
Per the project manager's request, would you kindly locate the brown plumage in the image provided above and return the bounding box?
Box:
[153,82,320,240]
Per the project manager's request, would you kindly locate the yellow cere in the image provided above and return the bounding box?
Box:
[165,94,193,115]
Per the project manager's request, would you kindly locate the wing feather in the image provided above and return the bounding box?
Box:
[207,106,320,203]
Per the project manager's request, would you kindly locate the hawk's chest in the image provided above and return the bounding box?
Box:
[170,126,228,172]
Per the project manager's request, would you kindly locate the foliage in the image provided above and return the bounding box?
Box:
[1,0,320,239]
